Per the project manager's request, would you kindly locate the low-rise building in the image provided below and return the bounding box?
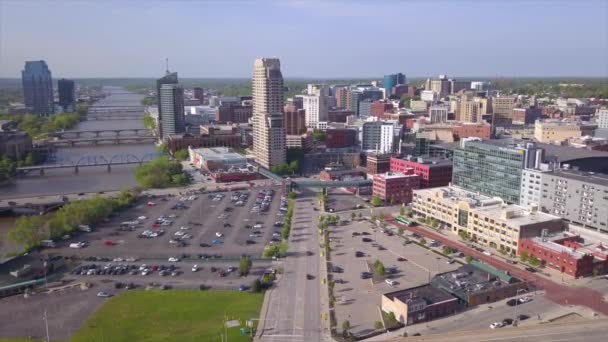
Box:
[373,170,420,204]
[518,232,608,278]
[327,108,354,123]
[534,119,597,144]
[366,153,391,175]
[412,186,565,255]
[216,103,252,123]
[390,156,452,188]
[188,146,247,171]
[319,169,366,182]
[325,128,358,149]
[166,125,242,153]
[382,285,458,325]
[285,133,313,150]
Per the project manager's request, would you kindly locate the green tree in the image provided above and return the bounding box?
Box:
[8,215,48,251]
[420,238,427,246]
[133,156,189,189]
[239,255,252,276]
[465,255,473,263]
[173,149,189,161]
[288,191,297,200]
[529,255,540,267]
[350,212,356,221]
[386,312,397,325]
[312,129,326,142]
[399,206,405,216]
[251,279,263,293]
[520,251,529,263]
[371,196,382,207]
[143,115,156,129]
[0,156,17,182]
[156,143,169,154]
[374,260,385,276]
[342,320,351,335]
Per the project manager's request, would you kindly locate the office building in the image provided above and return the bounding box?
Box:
[453,139,544,204]
[334,86,350,109]
[420,90,438,102]
[307,84,329,97]
[158,82,185,140]
[371,100,393,119]
[534,119,596,144]
[373,170,421,204]
[286,133,313,150]
[284,104,306,135]
[300,94,328,128]
[361,121,402,154]
[425,75,450,98]
[325,128,358,149]
[252,58,286,169]
[57,78,76,113]
[456,92,483,123]
[383,73,406,97]
[450,79,471,94]
[492,96,517,126]
[216,103,252,123]
[366,153,391,174]
[471,81,492,92]
[327,109,353,123]
[518,232,608,278]
[390,156,452,188]
[382,285,458,326]
[512,107,542,125]
[350,87,384,116]
[412,186,565,255]
[597,108,608,129]
[429,104,448,124]
[193,87,204,102]
[21,60,54,117]
[358,99,373,120]
[166,126,242,153]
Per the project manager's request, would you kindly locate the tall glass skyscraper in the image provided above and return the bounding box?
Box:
[156,71,185,140]
[383,73,406,98]
[22,60,54,117]
[58,78,76,113]
[452,139,543,204]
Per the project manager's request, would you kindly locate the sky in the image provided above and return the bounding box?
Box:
[0,0,607,78]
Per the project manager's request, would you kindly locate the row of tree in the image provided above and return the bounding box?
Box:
[0,112,83,139]
[264,194,296,258]
[8,190,137,252]
[133,157,190,189]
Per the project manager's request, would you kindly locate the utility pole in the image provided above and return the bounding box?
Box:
[43,310,50,342]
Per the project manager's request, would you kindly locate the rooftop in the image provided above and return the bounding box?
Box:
[376,171,419,180]
[384,284,455,307]
[396,156,453,168]
[545,168,608,187]
[529,235,586,259]
[432,263,520,302]
[190,147,245,162]
[414,186,562,226]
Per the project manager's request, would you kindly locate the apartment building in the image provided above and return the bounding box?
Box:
[372,170,421,204]
[534,119,596,144]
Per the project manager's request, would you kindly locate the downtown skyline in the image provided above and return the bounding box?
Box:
[0,0,607,78]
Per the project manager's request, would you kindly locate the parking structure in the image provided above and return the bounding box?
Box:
[328,218,460,337]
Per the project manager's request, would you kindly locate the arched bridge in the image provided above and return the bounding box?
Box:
[46,136,157,147]
[53,128,154,139]
[16,152,165,176]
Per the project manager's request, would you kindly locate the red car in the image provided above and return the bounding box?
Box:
[104,241,116,246]
[152,223,160,228]
[147,202,156,207]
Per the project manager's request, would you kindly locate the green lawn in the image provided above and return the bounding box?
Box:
[71,291,264,342]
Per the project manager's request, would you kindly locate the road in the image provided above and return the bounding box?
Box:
[377,318,608,342]
[388,217,608,316]
[257,189,329,341]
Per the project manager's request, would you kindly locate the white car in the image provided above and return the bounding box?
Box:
[518,296,532,304]
[180,226,190,230]
[137,216,147,220]
[168,214,177,218]
[192,265,199,272]
[139,264,148,271]
[174,231,185,236]
[97,291,112,297]
[215,232,223,238]
[490,322,504,329]
[483,250,492,256]
[385,279,396,286]
[168,257,180,262]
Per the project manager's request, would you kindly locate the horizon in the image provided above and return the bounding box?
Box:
[1,0,607,78]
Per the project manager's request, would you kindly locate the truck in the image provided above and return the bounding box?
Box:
[41,240,56,248]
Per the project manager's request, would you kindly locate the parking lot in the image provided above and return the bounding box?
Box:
[325,188,369,213]
[328,219,460,337]
[47,186,285,260]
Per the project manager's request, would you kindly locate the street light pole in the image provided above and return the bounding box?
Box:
[43,309,50,342]
[513,288,526,326]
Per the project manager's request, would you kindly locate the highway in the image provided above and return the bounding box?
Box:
[256,189,328,341]
[378,318,608,342]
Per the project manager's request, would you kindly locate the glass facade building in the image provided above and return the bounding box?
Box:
[383,73,406,97]
[452,140,543,204]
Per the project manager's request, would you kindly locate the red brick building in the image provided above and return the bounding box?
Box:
[325,128,358,149]
[371,100,394,119]
[373,169,420,204]
[167,126,242,153]
[512,107,542,124]
[518,233,608,278]
[366,153,391,174]
[216,103,252,123]
[452,123,492,140]
[390,156,452,188]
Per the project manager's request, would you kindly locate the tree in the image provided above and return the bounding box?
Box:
[431,218,440,229]
[374,260,385,276]
[342,320,351,335]
[251,279,263,293]
[351,212,356,221]
[239,255,252,276]
[0,156,17,182]
[399,206,405,216]
[173,149,189,161]
[374,321,384,330]
[288,191,297,200]
[8,215,47,251]
[520,251,529,263]
[312,129,326,142]
[386,312,397,325]
[420,238,427,246]
[133,157,189,188]
[143,114,156,129]
[465,255,473,263]
[529,255,541,267]
[442,246,454,256]
[357,213,362,220]
[371,196,382,207]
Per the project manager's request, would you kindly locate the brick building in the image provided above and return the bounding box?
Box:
[325,128,358,149]
[452,123,492,140]
[166,126,242,153]
[390,156,452,188]
[366,153,391,174]
[382,285,458,325]
[512,107,542,125]
[371,100,393,119]
[372,169,420,204]
[284,104,307,135]
[319,169,366,182]
[518,232,608,278]
[216,103,252,123]
[327,109,354,123]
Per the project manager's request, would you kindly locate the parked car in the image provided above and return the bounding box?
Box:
[489,322,504,329]
[97,291,112,297]
[385,279,396,286]
[168,257,180,262]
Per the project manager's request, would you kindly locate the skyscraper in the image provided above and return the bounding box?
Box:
[21,60,54,117]
[157,71,185,140]
[300,94,328,128]
[57,78,76,113]
[193,87,204,102]
[383,73,406,98]
[252,58,286,169]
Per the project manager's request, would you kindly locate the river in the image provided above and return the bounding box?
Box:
[0,86,156,200]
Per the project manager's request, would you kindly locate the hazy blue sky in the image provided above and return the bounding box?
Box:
[1,0,607,78]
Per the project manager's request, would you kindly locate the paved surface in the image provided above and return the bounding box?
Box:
[376,318,608,342]
[388,217,608,316]
[0,286,106,341]
[257,189,330,341]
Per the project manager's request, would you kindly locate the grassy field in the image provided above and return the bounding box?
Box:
[70,291,264,342]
